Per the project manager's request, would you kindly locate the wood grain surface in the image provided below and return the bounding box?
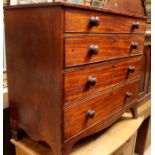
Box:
[64,56,143,103]
[104,0,145,16]
[4,7,65,155]
[10,114,145,155]
[64,79,140,140]
[65,8,146,33]
[10,100,150,155]
[65,34,144,67]
[4,2,146,19]
[4,2,147,155]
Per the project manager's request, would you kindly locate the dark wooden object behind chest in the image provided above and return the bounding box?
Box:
[4,1,147,155]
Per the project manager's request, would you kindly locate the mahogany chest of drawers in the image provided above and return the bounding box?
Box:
[4,1,146,155]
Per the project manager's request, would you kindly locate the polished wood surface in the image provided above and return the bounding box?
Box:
[135,35,151,155]
[65,8,146,33]
[4,6,64,155]
[11,118,142,155]
[10,100,151,155]
[144,32,151,95]
[65,56,143,103]
[4,2,146,19]
[4,2,146,155]
[104,0,145,16]
[144,45,151,94]
[145,31,151,46]
[11,104,149,155]
[65,34,144,67]
[138,32,151,102]
[64,79,140,140]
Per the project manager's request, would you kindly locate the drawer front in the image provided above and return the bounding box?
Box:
[64,79,140,140]
[65,34,144,67]
[64,56,142,103]
[65,9,146,33]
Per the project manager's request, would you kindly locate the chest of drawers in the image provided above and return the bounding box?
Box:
[4,2,146,155]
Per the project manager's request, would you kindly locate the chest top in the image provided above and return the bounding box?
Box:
[4,0,146,17]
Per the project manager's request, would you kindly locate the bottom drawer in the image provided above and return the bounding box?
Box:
[64,79,140,140]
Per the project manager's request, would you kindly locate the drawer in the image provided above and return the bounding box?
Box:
[64,56,142,103]
[65,34,144,67]
[64,79,140,140]
[65,9,146,33]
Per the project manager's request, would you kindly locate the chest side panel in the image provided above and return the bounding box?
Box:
[4,6,64,152]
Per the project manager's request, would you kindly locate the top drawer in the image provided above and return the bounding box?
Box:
[65,9,146,33]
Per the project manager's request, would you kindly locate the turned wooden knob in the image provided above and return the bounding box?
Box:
[126,92,133,98]
[87,76,97,87]
[89,45,99,55]
[89,16,100,27]
[131,41,138,49]
[86,109,95,119]
[128,66,135,73]
[132,21,139,29]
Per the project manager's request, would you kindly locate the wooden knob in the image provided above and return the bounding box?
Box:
[89,45,99,55]
[126,92,133,98]
[132,21,139,29]
[87,76,97,87]
[128,66,135,73]
[86,109,95,119]
[131,41,138,49]
[89,16,100,27]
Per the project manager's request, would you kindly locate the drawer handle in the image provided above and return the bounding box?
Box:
[89,45,99,56]
[86,109,95,119]
[89,16,100,27]
[131,41,138,49]
[132,21,139,29]
[87,76,97,87]
[126,92,133,98]
[128,66,135,73]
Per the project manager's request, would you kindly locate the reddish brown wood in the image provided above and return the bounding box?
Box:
[145,32,151,46]
[4,3,146,155]
[65,56,143,103]
[65,8,146,33]
[64,79,140,140]
[4,2,146,19]
[4,6,64,155]
[130,106,138,119]
[145,33,151,95]
[143,46,151,94]
[135,116,151,154]
[64,98,139,150]
[134,32,151,155]
[138,32,151,101]
[65,34,144,67]
[3,107,15,155]
[104,0,145,16]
